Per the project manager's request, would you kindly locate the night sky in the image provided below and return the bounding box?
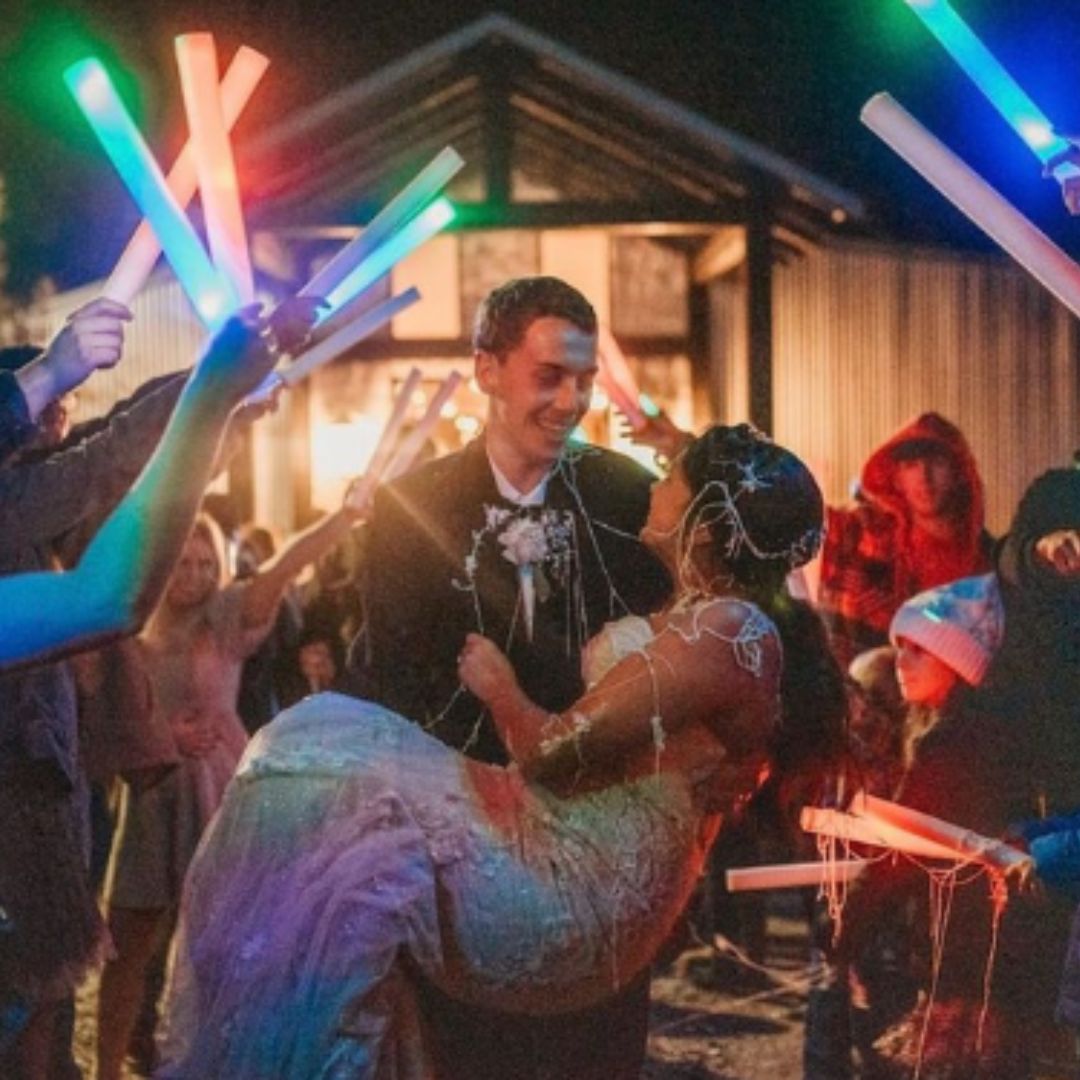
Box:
[3,0,1080,295]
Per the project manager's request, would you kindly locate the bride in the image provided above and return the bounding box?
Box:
[158,423,846,1078]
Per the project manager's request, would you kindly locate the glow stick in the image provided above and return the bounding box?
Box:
[366,368,423,482]
[852,793,1027,871]
[862,94,1080,319]
[175,33,254,303]
[726,860,866,892]
[902,0,1080,186]
[103,46,268,306]
[801,806,963,861]
[597,326,645,428]
[319,198,455,321]
[383,371,464,481]
[299,147,464,303]
[276,289,420,390]
[65,58,234,327]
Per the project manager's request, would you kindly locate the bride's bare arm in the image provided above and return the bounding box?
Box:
[458,599,779,785]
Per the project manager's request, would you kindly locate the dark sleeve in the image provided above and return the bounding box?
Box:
[345,479,444,719]
[0,370,38,467]
[0,372,186,555]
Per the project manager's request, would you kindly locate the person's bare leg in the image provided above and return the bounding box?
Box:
[96,907,166,1080]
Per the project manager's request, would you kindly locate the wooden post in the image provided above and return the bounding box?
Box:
[745,194,773,434]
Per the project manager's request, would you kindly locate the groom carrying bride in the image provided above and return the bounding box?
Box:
[347,276,671,1078]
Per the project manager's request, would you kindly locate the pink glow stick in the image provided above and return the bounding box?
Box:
[175,33,254,304]
[102,45,268,305]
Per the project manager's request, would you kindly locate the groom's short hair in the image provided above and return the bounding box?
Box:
[472,276,596,360]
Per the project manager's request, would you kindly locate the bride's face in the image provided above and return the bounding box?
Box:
[641,463,694,560]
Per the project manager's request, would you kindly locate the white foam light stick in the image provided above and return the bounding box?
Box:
[726,860,866,893]
[65,58,235,328]
[298,147,464,305]
[851,793,1027,871]
[102,46,268,306]
[175,33,255,304]
[861,93,1080,319]
[801,806,963,862]
[256,289,421,402]
[383,371,463,481]
[364,367,423,483]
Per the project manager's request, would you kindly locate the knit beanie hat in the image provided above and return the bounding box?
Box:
[889,573,1004,686]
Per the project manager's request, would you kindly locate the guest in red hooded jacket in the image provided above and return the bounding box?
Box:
[818,412,993,665]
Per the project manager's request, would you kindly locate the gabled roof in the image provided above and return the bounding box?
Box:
[240,13,864,239]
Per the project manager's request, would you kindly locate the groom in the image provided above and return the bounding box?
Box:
[349,276,671,1078]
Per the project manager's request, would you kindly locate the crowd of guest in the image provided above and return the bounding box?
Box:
[0,279,1075,1080]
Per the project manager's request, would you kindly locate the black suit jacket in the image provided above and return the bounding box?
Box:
[348,436,671,763]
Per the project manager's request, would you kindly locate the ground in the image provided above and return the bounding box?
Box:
[74,907,812,1079]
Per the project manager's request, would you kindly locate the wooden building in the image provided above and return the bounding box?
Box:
[25,14,1078,535]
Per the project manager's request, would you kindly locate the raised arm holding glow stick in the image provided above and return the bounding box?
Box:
[862,93,1080,318]
[65,58,236,329]
[103,46,268,306]
[175,33,255,304]
[298,147,464,305]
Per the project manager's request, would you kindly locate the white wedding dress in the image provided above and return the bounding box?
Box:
[158,601,776,1079]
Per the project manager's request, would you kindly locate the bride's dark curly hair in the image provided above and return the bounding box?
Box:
[681,424,848,817]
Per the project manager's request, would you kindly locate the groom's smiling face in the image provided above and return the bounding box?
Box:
[477,316,597,471]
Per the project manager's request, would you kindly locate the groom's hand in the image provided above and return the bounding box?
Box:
[457,633,518,708]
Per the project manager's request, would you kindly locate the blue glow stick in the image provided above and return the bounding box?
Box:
[903,0,1080,184]
[321,198,455,321]
[64,58,236,327]
[638,393,661,419]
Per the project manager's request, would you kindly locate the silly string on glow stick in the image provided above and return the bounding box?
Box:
[299,147,464,307]
[65,58,236,328]
[383,371,464,481]
[801,805,963,861]
[175,33,255,304]
[725,860,866,893]
[861,94,1080,319]
[851,793,1028,872]
[103,45,268,306]
[319,198,456,322]
[901,0,1080,189]
[246,289,422,406]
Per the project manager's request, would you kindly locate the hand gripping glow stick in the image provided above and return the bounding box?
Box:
[299,147,464,305]
[318,198,456,323]
[901,0,1080,187]
[383,371,464,481]
[725,860,866,893]
[852,793,1028,872]
[103,46,268,306]
[65,59,235,328]
[366,368,423,483]
[801,806,963,861]
[862,94,1080,319]
[175,33,255,304]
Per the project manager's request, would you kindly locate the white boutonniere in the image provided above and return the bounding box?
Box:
[497,509,574,641]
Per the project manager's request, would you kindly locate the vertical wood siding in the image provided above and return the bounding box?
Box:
[772,239,1079,533]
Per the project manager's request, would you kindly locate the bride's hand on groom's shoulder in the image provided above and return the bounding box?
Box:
[458,633,517,707]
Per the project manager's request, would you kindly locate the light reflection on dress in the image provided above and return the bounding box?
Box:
[159,601,776,1079]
